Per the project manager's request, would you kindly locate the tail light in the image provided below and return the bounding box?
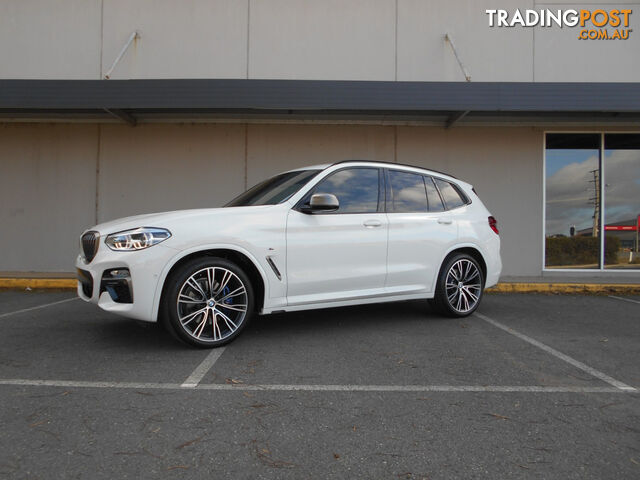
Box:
[488,216,499,235]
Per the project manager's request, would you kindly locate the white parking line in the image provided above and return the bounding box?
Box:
[181,347,227,388]
[608,295,640,305]
[474,312,637,392]
[0,378,631,393]
[195,384,625,393]
[0,379,181,389]
[0,297,78,319]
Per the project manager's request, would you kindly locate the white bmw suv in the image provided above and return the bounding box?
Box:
[77,161,501,348]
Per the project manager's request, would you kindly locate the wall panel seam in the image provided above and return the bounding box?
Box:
[99,0,104,79]
[95,124,101,224]
[246,0,251,79]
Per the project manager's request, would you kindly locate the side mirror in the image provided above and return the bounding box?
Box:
[304,193,339,213]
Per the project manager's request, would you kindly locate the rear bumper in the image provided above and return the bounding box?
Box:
[485,256,502,289]
[483,238,502,289]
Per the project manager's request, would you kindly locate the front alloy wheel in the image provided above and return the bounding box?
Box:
[431,253,484,317]
[164,258,254,347]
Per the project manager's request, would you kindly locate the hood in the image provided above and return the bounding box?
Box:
[86,205,276,236]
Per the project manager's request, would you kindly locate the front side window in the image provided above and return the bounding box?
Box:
[226,169,320,207]
[308,167,380,213]
[388,170,428,213]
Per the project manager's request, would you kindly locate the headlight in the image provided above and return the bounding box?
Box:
[105,227,171,251]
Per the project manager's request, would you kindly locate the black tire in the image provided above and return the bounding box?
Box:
[162,257,254,348]
[430,253,484,317]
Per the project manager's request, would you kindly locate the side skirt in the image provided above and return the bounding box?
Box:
[261,292,432,315]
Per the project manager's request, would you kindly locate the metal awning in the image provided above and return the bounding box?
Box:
[1,79,639,126]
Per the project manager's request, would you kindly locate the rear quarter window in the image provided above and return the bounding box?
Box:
[433,178,468,210]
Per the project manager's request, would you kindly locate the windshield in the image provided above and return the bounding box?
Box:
[225,169,321,207]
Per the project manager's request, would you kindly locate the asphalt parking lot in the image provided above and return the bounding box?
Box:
[0,292,638,479]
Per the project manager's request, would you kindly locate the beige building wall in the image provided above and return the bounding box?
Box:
[249,0,396,80]
[397,0,535,81]
[97,124,246,221]
[0,0,102,79]
[533,2,640,81]
[0,122,543,276]
[0,124,98,272]
[246,124,396,185]
[102,0,248,79]
[1,0,637,81]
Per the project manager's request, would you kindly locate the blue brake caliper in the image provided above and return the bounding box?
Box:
[222,285,232,305]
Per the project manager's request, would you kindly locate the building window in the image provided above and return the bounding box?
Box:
[604,135,640,269]
[545,133,640,270]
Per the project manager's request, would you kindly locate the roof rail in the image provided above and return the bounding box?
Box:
[330,160,457,179]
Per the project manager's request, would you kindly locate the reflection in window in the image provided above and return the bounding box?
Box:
[545,133,640,270]
[434,178,466,210]
[313,168,380,213]
[388,170,427,213]
[226,169,320,207]
[545,134,600,269]
[604,134,640,269]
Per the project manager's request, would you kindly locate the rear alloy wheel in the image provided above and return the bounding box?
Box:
[164,258,254,348]
[430,253,484,317]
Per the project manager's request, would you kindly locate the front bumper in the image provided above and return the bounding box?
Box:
[76,242,177,322]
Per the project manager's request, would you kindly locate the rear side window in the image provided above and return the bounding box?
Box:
[310,167,380,213]
[434,178,467,210]
[424,176,445,212]
[388,170,428,213]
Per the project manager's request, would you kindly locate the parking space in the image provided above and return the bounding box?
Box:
[0,291,638,478]
[0,292,211,383]
[479,295,640,388]
[206,302,610,389]
[0,291,75,316]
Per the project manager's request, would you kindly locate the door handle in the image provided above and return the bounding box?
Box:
[437,217,453,225]
[363,219,382,228]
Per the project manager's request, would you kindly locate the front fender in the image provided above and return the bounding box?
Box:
[150,243,273,321]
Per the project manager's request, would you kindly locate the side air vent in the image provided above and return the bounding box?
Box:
[266,256,282,281]
[81,231,99,263]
